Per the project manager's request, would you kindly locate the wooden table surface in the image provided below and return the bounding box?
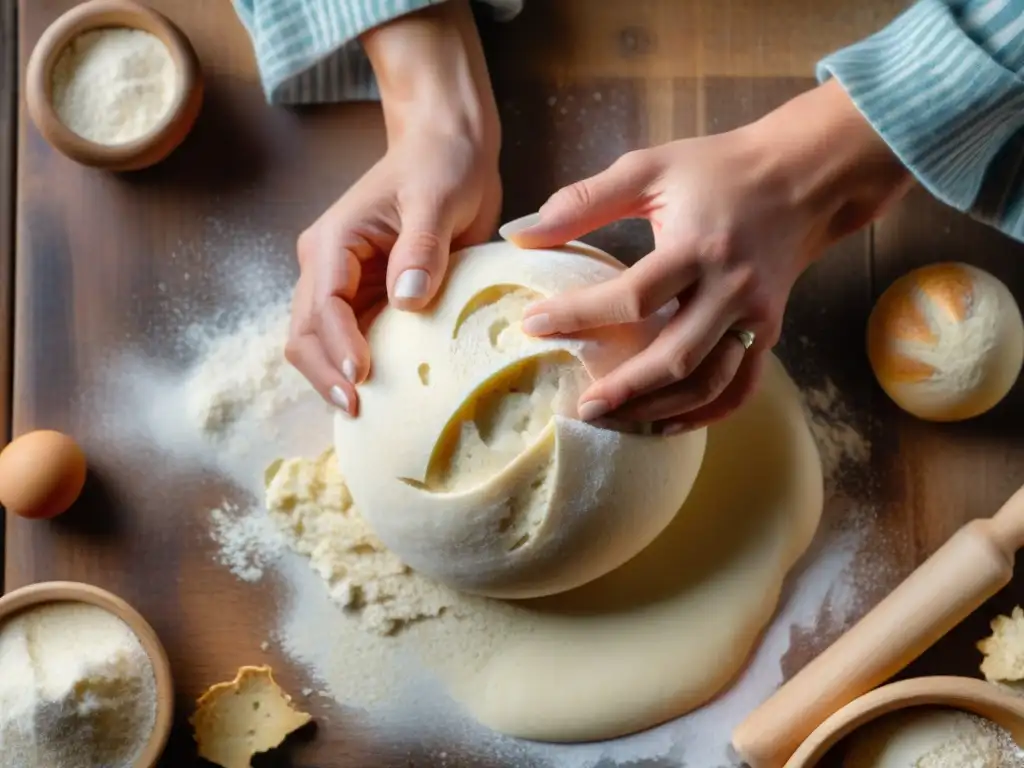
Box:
[6,1,1024,766]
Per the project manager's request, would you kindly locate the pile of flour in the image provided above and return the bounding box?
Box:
[839,708,1024,767]
[0,602,158,768]
[52,28,178,145]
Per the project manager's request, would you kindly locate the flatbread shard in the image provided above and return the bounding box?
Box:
[191,665,313,768]
[978,606,1024,682]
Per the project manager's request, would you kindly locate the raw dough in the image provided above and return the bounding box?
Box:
[839,708,1021,767]
[426,353,823,741]
[191,666,311,768]
[334,241,707,599]
[979,606,1024,682]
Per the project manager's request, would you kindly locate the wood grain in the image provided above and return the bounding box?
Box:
[7,0,1024,766]
[0,0,16,582]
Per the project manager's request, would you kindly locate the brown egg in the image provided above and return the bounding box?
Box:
[0,430,87,519]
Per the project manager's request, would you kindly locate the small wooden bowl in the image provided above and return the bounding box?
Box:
[784,676,1024,767]
[25,0,203,171]
[0,581,175,768]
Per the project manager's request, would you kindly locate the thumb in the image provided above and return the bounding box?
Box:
[387,209,454,311]
[501,151,655,249]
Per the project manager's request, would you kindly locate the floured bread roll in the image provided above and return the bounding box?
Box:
[334,241,707,599]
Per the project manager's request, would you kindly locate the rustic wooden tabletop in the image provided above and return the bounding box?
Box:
[5,1,1024,766]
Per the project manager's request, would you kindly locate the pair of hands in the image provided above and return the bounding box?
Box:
[288,77,910,432]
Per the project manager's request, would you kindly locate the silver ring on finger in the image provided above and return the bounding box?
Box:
[729,328,756,351]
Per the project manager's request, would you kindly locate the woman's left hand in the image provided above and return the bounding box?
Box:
[506,79,910,433]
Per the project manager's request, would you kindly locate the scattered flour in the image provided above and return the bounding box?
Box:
[183,295,877,766]
[209,500,286,583]
[51,28,177,145]
[802,378,872,492]
[99,222,882,767]
[0,602,158,768]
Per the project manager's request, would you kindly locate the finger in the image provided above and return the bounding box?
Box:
[506,152,656,249]
[661,352,765,434]
[309,245,371,384]
[387,207,454,311]
[574,290,740,421]
[290,267,316,338]
[284,333,360,417]
[612,333,746,423]
[315,294,372,387]
[522,248,699,336]
[457,177,503,248]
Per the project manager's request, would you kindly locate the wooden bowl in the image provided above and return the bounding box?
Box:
[25,0,203,171]
[784,676,1024,767]
[0,581,175,768]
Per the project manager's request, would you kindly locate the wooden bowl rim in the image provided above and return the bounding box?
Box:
[783,675,1024,767]
[0,580,175,768]
[25,0,201,169]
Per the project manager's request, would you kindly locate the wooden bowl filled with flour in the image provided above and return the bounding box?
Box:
[0,580,174,768]
[25,0,202,171]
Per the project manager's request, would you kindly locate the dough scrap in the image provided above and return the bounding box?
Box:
[266,449,457,635]
[417,353,824,741]
[335,241,707,599]
[191,665,312,768]
[978,606,1024,682]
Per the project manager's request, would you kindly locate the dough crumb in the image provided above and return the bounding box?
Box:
[191,665,311,768]
[265,449,458,635]
[978,606,1024,682]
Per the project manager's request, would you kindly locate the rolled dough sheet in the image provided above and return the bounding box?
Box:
[439,353,824,742]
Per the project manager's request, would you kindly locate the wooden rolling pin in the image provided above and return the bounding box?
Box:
[732,482,1024,768]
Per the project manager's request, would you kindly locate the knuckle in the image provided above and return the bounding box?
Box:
[552,180,595,215]
[725,264,758,300]
[296,227,318,267]
[284,338,304,367]
[608,284,647,324]
[611,149,648,176]
[402,229,444,260]
[698,232,739,270]
[666,343,700,381]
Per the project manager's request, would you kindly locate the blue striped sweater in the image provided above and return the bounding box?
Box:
[234,0,1024,244]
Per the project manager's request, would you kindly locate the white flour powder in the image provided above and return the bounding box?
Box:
[840,708,1024,767]
[0,602,158,768]
[96,224,882,767]
[184,298,878,767]
[52,28,177,145]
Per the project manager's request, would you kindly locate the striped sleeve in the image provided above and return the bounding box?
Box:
[818,0,1024,241]
[233,0,522,105]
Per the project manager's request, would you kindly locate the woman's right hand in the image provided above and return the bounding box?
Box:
[286,1,501,416]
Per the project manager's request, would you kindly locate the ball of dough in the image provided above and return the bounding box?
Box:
[334,241,707,599]
[867,263,1024,422]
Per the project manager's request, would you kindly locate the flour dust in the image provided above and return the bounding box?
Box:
[92,223,883,768]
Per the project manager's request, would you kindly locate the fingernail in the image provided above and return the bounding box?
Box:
[521,312,554,336]
[341,358,358,384]
[395,269,430,300]
[498,212,542,242]
[655,298,681,321]
[578,399,611,422]
[330,385,351,414]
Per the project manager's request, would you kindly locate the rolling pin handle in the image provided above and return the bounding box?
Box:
[986,484,1024,555]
